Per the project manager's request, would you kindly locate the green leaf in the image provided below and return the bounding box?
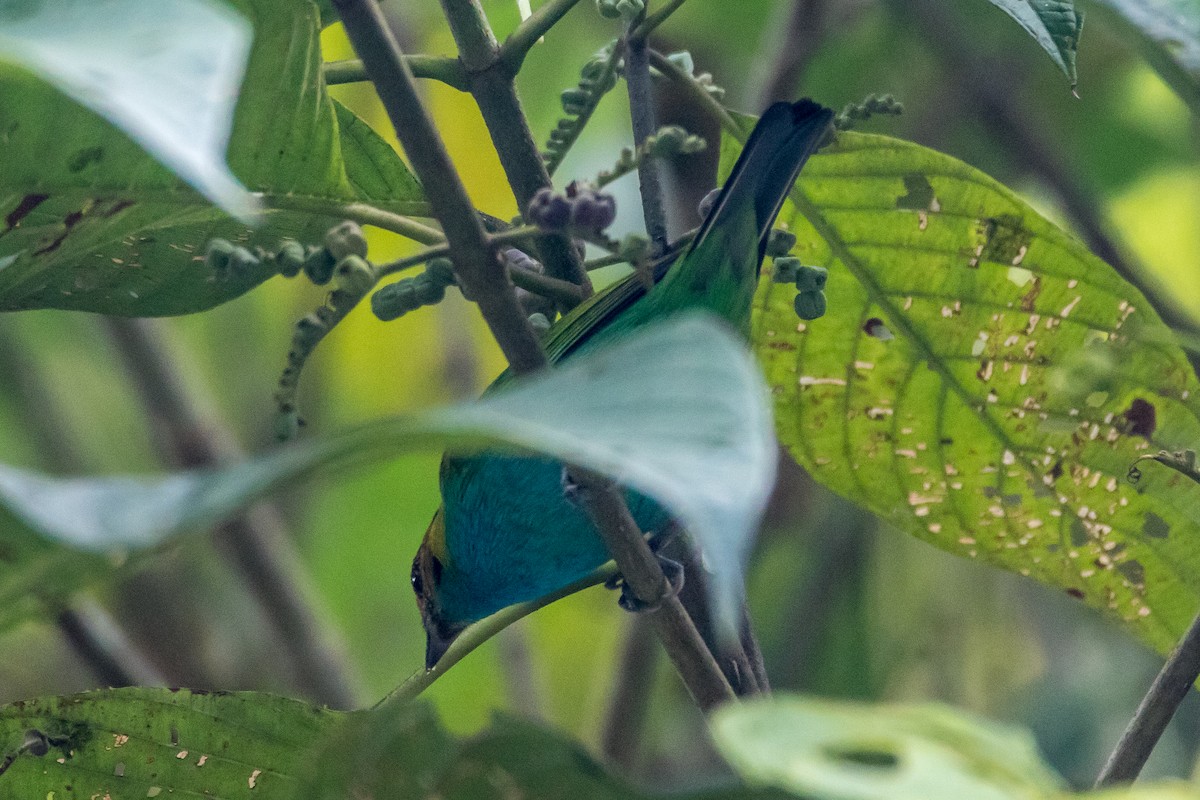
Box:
[0,1,426,316]
[1091,0,1200,115]
[0,688,800,799]
[981,0,1084,87]
[727,127,1200,658]
[711,695,1064,800]
[0,314,773,634]
[0,0,255,219]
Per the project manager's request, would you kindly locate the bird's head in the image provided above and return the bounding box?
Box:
[411,507,467,669]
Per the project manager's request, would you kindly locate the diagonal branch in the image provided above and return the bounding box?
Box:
[337,0,734,711]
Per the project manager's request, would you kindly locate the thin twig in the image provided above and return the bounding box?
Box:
[376,564,620,709]
[1096,606,1200,786]
[631,0,690,42]
[439,0,592,295]
[648,49,740,135]
[500,0,586,73]
[623,18,669,256]
[260,196,444,245]
[323,55,469,90]
[101,317,360,709]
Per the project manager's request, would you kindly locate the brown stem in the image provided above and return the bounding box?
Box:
[440,0,592,295]
[1095,606,1200,786]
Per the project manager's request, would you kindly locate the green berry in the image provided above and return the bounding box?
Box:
[794,290,827,320]
[204,239,235,273]
[772,256,801,284]
[425,257,457,286]
[765,229,797,258]
[228,246,261,277]
[334,255,375,294]
[325,221,369,261]
[275,410,302,441]
[794,264,828,293]
[561,88,590,116]
[372,279,420,322]
[275,240,306,278]
[303,247,336,285]
[529,312,551,333]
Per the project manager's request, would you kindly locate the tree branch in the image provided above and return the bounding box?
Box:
[1095,606,1200,786]
[335,0,547,373]
[500,0,586,73]
[600,616,659,768]
[623,18,669,256]
[439,0,592,295]
[56,600,167,688]
[753,0,830,107]
[323,55,469,91]
[340,0,734,711]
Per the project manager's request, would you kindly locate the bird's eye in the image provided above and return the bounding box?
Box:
[410,557,423,594]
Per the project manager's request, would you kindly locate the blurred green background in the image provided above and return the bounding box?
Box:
[2,0,1199,790]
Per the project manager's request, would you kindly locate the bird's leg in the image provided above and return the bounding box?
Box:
[606,531,686,613]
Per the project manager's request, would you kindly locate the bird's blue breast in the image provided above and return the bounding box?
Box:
[438,453,673,624]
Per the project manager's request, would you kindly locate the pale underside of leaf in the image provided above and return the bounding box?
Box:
[1092,0,1200,114]
[0,0,256,219]
[0,314,773,636]
[712,695,1065,800]
[736,130,1200,658]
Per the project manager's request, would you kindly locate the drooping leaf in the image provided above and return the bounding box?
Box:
[0,0,255,219]
[0,1,426,316]
[1091,0,1200,114]
[0,314,773,635]
[980,0,1084,87]
[726,126,1200,658]
[711,695,1065,800]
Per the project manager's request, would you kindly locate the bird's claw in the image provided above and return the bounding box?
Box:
[612,554,685,613]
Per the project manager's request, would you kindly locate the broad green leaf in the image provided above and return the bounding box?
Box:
[0,314,774,635]
[0,688,799,799]
[982,0,1084,87]
[711,695,1064,800]
[1091,0,1200,114]
[0,689,342,798]
[725,128,1200,658]
[0,0,254,219]
[0,1,426,316]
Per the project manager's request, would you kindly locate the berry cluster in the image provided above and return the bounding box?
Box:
[773,257,828,321]
[526,182,617,233]
[371,258,457,322]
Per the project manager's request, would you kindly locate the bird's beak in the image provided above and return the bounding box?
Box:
[424,622,462,670]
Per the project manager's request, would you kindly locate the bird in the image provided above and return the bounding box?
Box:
[412,99,835,669]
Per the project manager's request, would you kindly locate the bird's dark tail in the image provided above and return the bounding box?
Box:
[689,99,834,265]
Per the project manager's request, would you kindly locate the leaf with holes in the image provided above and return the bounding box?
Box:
[0,688,806,799]
[725,127,1200,658]
[0,0,426,316]
[981,0,1084,88]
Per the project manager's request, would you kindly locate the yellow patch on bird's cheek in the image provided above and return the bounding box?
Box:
[424,507,449,563]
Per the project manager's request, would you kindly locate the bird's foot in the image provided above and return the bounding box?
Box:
[607,554,685,613]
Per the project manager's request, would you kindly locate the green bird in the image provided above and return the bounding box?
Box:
[412,99,835,668]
